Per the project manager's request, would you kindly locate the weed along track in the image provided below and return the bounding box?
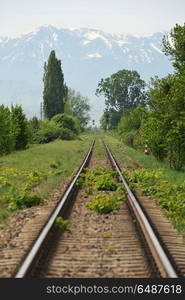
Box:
[14,139,184,278]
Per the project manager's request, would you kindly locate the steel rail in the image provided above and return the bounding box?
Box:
[15,140,95,278]
[103,141,178,278]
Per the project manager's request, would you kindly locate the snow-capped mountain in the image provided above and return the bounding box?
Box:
[0,25,173,121]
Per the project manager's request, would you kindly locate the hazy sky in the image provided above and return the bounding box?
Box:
[0,0,185,37]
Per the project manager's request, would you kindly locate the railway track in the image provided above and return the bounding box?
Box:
[14,139,184,278]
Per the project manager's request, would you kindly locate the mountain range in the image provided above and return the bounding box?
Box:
[0,25,173,121]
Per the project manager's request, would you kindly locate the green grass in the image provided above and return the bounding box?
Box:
[103,133,185,233]
[104,134,185,185]
[94,135,105,160]
[0,134,94,222]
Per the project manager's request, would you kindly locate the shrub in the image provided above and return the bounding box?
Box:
[77,167,118,190]
[118,105,148,148]
[9,193,44,211]
[122,167,185,232]
[52,113,79,134]
[55,216,70,230]
[94,176,118,191]
[60,128,77,140]
[35,119,61,143]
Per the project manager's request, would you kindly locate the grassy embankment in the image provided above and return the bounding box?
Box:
[104,133,185,184]
[103,133,185,233]
[0,134,94,222]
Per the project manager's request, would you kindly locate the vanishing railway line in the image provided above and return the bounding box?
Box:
[14,139,184,278]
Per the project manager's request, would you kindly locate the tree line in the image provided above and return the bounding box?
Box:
[0,50,90,156]
[97,23,185,171]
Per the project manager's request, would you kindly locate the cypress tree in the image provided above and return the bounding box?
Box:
[43,50,65,119]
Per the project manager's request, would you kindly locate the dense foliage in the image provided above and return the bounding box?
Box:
[122,168,185,232]
[43,50,67,119]
[163,23,185,74]
[0,104,29,155]
[141,75,185,169]
[116,23,185,171]
[11,105,29,150]
[34,119,61,143]
[0,105,14,155]
[96,69,147,128]
[118,105,148,148]
[66,88,90,129]
[52,113,79,134]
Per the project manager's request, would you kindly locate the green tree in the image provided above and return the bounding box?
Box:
[96,69,147,127]
[64,99,73,116]
[99,114,107,130]
[166,119,185,170]
[43,50,65,119]
[27,116,41,143]
[11,105,29,150]
[118,105,148,148]
[141,74,185,169]
[100,109,111,130]
[162,23,185,169]
[0,105,14,155]
[102,108,121,129]
[163,23,185,74]
[140,116,168,161]
[117,25,185,170]
[52,113,80,140]
[67,88,90,129]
